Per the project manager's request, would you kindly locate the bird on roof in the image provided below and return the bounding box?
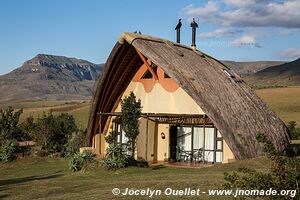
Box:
[190,18,198,28]
[175,18,182,30]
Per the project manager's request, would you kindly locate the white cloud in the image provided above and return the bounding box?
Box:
[224,0,256,7]
[232,35,262,48]
[200,28,242,38]
[182,0,300,28]
[182,2,219,22]
[279,48,300,59]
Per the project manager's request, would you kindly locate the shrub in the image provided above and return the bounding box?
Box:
[0,107,26,141]
[0,139,18,162]
[100,144,130,170]
[65,130,86,158]
[223,133,299,200]
[26,112,78,153]
[287,121,300,140]
[69,152,85,171]
[68,151,96,172]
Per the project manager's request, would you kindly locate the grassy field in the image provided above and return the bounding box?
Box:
[0,88,299,199]
[1,86,299,130]
[0,100,91,130]
[256,86,300,125]
[0,156,271,200]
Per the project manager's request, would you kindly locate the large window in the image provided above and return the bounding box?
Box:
[174,126,223,163]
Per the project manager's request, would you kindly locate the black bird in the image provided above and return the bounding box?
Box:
[175,18,182,30]
[190,18,198,28]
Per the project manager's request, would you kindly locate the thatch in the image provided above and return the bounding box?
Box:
[87,32,290,160]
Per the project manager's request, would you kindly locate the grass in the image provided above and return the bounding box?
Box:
[0,100,90,130]
[0,86,300,130]
[256,86,300,125]
[0,156,271,200]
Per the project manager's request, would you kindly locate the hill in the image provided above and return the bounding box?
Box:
[0,54,104,102]
[221,60,284,77]
[245,58,300,87]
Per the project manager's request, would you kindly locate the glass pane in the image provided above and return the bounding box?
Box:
[204,151,214,162]
[116,124,121,143]
[216,152,223,163]
[177,127,192,151]
[193,127,204,150]
[121,130,129,144]
[204,128,215,150]
[217,130,222,138]
[217,141,222,150]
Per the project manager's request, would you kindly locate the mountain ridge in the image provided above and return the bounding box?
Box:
[0,54,296,103]
[244,58,300,87]
[0,54,104,102]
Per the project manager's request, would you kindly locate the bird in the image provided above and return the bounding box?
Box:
[190,18,198,28]
[175,18,182,30]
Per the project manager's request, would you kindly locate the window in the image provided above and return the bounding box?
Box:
[174,126,223,163]
[223,69,236,78]
[141,65,158,79]
[164,73,171,78]
[115,123,130,155]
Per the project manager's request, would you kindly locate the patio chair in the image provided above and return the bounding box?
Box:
[192,148,203,163]
[176,146,190,162]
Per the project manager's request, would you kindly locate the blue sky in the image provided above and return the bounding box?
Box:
[0,0,300,75]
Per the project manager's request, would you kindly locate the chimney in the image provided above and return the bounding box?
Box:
[175,19,182,43]
[190,18,198,49]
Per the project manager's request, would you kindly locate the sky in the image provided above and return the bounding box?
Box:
[0,0,300,75]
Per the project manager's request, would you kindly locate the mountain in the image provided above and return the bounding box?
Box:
[221,60,285,77]
[0,54,104,102]
[244,58,300,87]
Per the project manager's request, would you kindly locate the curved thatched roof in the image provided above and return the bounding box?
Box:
[87,32,290,160]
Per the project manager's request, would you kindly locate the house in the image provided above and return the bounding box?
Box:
[86,32,290,164]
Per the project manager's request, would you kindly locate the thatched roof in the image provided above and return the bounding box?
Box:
[87,32,290,160]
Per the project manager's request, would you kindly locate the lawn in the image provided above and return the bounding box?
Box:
[0,156,271,200]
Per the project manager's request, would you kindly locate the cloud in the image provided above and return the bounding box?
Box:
[278,28,300,36]
[200,28,243,38]
[232,35,262,48]
[279,48,300,59]
[182,0,300,28]
[223,0,256,7]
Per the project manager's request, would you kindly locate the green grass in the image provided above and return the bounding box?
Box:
[256,86,300,125]
[0,86,300,130]
[0,156,271,200]
[0,100,91,130]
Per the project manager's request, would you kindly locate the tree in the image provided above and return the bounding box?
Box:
[121,92,142,159]
[0,107,23,162]
[29,112,78,153]
[0,107,23,141]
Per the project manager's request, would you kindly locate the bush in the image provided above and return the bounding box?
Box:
[26,112,78,153]
[287,121,300,140]
[65,130,86,158]
[0,107,27,141]
[68,151,96,172]
[0,139,18,162]
[100,144,130,170]
[223,133,299,200]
